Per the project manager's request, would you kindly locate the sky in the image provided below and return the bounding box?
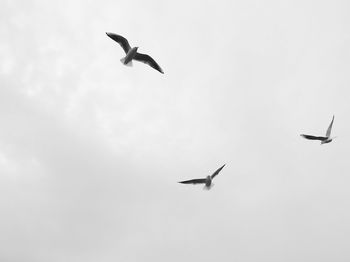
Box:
[1,0,350,261]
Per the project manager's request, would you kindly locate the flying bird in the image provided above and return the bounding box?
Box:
[106,32,164,74]
[178,164,226,190]
[300,115,336,144]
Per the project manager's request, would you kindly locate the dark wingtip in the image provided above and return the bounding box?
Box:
[217,164,226,171]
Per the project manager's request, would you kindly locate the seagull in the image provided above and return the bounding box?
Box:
[300,115,336,144]
[106,32,164,74]
[178,164,226,190]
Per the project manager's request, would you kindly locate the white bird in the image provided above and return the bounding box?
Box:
[178,164,226,190]
[106,32,164,74]
[300,115,336,144]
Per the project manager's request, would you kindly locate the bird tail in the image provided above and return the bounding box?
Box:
[120,57,133,67]
[203,184,214,190]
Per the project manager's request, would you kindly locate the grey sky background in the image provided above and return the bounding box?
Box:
[1,0,350,261]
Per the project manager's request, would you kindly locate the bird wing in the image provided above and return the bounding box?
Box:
[134,52,164,74]
[211,164,226,179]
[106,32,131,53]
[178,179,206,185]
[325,115,335,137]
[300,134,327,141]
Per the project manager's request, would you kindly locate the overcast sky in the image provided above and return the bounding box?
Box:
[1,0,350,261]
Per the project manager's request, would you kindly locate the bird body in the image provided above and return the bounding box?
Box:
[120,47,138,66]
[300,115,335,144]
[178,164,226,190]
[106,32,164,73]
[205,175,212,188]
[321,137,333,144]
